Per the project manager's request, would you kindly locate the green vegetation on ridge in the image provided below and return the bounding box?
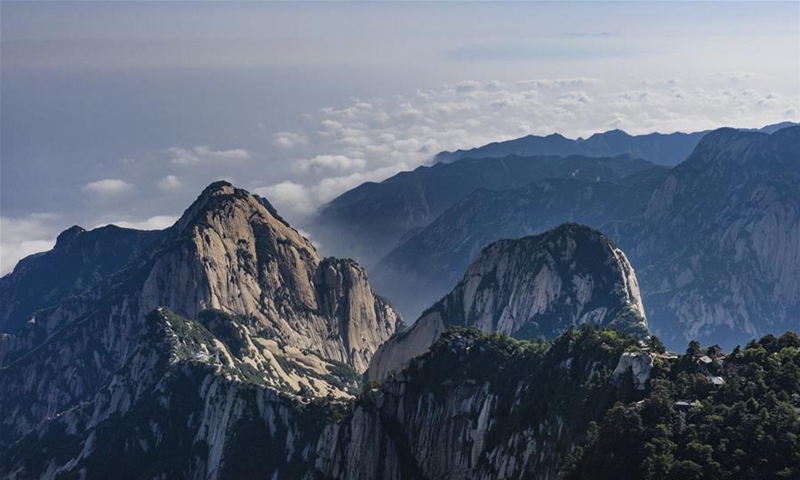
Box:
[563,332,800,480]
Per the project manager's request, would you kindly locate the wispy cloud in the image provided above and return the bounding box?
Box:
[96,215,178,231]
[168,146,250,165]
[443,38,655,62]
[561,32,623,38]
[82,179,133,195]
[298,155,366,173]
[157,175,183,191]
[254,182,316,216]
[0,211,181,275]
[271,132,309,149]
[256,74,798,219]
[0,213,59,275]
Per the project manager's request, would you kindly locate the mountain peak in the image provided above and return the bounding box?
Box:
[173,181,277,235]
[770,124,800,142]
[54,225,86,248]
[368,223,647,380]
[687,127,766,165]
[590,128,632,140]
[702,126,745,140]
[486,223,620,264]
[139,181,400,374]
[696,126,762,146]
[544,132,568,140]
[200,180,235,196]
[540,221,601,239]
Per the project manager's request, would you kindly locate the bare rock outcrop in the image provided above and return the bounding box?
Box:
[0,181,399,449]
[368,223,647,380]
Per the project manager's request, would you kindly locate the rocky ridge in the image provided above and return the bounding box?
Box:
[0,181,399,451]
[622,126,800,344]
[368,223,648,380]
[313,154,655,266]
[434,121,797,165]
[318,326,646,480]
[1,308,338,479]
[370,173,662,319]
[369,127,800,347]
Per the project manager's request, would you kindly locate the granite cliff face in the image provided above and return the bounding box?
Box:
[621,127,800,344]
[0,181,399,473]
[137,181,398,373]
[321,327,800,480]
[367,127,800,347]
[0,183,653,479]
[370,172,664,320]
[1,309,339,479]
[368,224,648,380]
[312,155,654,266]
[318,327,646,480]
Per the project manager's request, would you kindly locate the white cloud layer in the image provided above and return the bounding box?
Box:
[82,178,133,195]
[98,215,179,231]
[254,182,316,216]
[298,155,366,173]
[158,175,183,190]
[169,146,250,165]
[0,214,59,275]
[271,132,309,149]
[4,76,798,272]
[0,213,180,275]
[258,75,798,219]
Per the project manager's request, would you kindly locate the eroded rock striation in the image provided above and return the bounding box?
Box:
[0,182,399,477]
[368,223,648,380]
[364,126,800,347]
[624,127,800,345]
[1,309,340,479]
[318,327,643,480]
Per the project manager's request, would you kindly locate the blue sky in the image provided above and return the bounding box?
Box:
[1,1,798,273]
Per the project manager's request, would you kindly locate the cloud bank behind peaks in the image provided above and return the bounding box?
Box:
[0,214,59,275]
[3,74,796,275]
[96,215,178,231]
[257,75,798,220]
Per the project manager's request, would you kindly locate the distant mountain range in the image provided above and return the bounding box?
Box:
[312,122,795,267]
[311,123,800,348]
[435,121,798,165]
[370,173,662,328]
[314,154,656,266]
